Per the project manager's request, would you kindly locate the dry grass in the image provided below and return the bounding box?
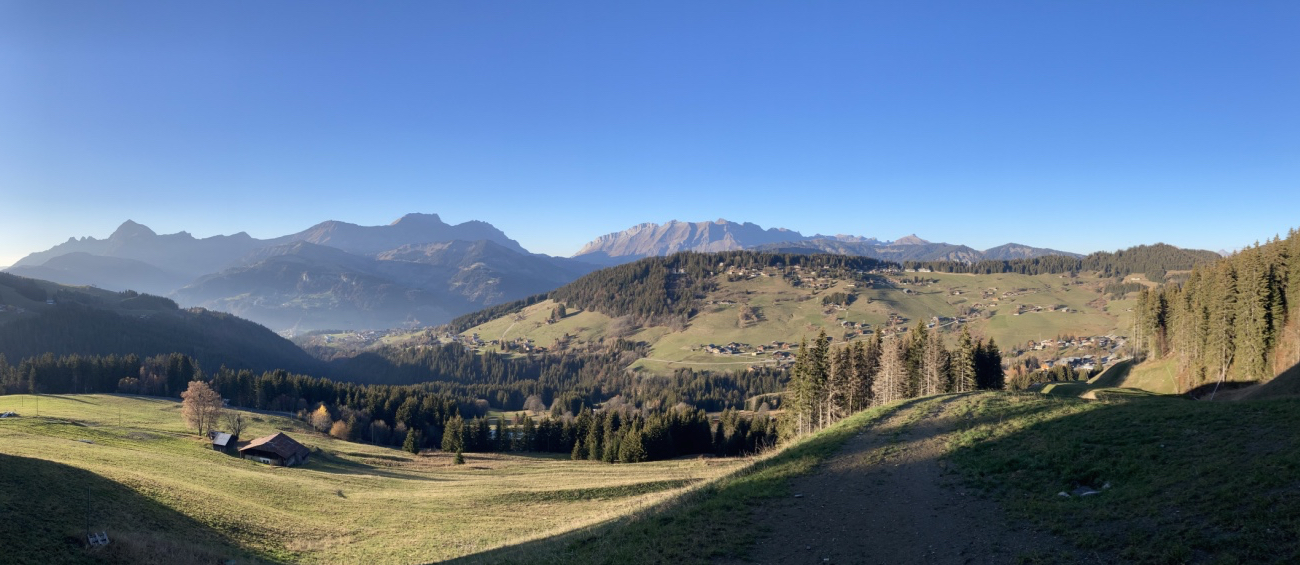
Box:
[0,394,744,564]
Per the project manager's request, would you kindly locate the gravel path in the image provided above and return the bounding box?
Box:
[722,395,1088,564]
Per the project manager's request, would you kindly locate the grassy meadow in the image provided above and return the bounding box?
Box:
[461,270,1135,375]
[948,391,1300,563]
[0,394,744,564]
[457,398,908,564]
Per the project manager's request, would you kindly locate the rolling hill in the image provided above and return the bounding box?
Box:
[0,272,324,375]
[0,394,742,564]
[448,250,1162,377]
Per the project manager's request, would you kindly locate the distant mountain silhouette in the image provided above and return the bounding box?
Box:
[574,219,869,264]
[578,220,1079,264]
[7,215,595,332]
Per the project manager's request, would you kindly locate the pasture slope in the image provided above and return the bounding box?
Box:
[458,270,1137,376]
[0,394,742,564]
[471,390,1299,564]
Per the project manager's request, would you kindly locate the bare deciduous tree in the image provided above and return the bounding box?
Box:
[223,410,246,439]
[181,380,223,437]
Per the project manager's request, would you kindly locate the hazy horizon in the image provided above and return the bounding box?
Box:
[0,213,1254,268]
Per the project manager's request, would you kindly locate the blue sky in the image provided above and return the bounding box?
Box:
[2,1,1297,266]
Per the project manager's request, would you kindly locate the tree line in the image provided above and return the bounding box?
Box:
[904,243,1220,278]
[0,346,782,462]
[785,325,1004,437]
[434,404,775,463]
[1132,230,1300,393]
[446,252,890,331]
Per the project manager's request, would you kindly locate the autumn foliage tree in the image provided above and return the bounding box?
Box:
[181,380,223,437]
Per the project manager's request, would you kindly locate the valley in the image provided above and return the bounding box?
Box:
[454,265,1140,376]
[8,5,1297,564]
[0,394,742,564]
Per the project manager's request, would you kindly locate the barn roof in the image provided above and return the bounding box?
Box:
[211,432,233,447]
[239,432,309,460]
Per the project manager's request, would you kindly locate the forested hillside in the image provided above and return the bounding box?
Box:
[0,273,323,375]
[1132,231,1300,393]
[520,251,887,324]
[908,243,1220,279]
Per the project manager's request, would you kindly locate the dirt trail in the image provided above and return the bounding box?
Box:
[723,396,1087,564]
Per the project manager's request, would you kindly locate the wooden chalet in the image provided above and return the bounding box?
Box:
[239,432,310,467]
[210,431,236,453]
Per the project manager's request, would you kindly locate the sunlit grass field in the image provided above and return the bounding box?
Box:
[0,394,744,564]
[464,270,1134,376]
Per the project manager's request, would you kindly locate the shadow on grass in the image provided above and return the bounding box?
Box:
[1228,359,1300,401]
[0,453,276,565]
[35,394,96,404]
[730,393,1087,564]
[443,397,931,565]
[947,392,1300,564]
[304,449,449,482]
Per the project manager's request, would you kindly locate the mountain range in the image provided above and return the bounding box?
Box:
[573,219,1079,264]
[7,214,596,333]
[6,215,1081,333]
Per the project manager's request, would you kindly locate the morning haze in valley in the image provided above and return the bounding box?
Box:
[2,2,1298,564]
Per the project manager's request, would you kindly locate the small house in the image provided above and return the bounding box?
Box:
[210,431,236,453]
[239,432,310,467]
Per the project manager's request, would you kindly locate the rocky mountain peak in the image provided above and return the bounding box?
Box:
[109,220,157,240]
[893,234,930,245]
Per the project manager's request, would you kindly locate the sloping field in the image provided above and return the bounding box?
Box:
[0,394,742,564]
[463,270,1132,375]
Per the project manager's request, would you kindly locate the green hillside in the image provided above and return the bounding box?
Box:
[0,273,324,375]
[0,394,743,564]
[461,264,1137,376]
[460,390,1300,564]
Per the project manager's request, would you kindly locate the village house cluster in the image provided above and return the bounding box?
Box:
[698,340,795,359]
[1022,335,1128,371]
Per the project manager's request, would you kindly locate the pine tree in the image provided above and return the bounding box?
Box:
[1236,248,1271,381]
[828,340,852,422]
[1208,261,1238,385]
[952,325,977,393]
[618,425,647,463]
[846,339,874,413]
[1287,229,1300,324]
[810,330,831,430]
[404,427,423,454]
[602,422,619,463]
[788,339,814,435]
[921,327,949,396]
[904,324,927,398]
[975,338,1005,390]
[874,337,906,405]
[440,415,464,453]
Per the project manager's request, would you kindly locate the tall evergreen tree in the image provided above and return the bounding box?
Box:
[904,324,927,399]
[921,327,949,396]
[952,326,977,393]
[874,337,906,405]
[828,340,853,422]
[810,330,831,429]
[975,338,1005,390]
[1236,248,1272,381]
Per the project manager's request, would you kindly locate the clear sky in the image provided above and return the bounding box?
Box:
[2,1,1297,266]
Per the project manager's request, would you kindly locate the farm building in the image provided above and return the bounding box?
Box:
[239,432,310,467]
[210,431,236,453]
